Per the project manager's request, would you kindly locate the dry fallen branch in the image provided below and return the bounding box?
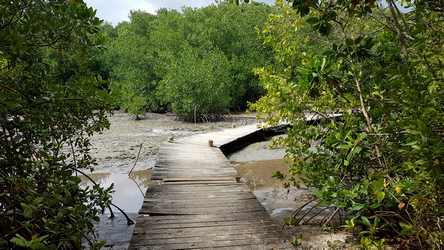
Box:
[129,143,143,176]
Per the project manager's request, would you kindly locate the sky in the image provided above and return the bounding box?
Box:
[84,0,274,25]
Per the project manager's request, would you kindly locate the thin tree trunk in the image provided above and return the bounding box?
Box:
[354,77,384,168]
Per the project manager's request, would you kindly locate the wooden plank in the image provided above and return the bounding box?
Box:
[142,200,261,207]
[131,237,285,247]
[134,213,276,224]
[133,223,282,236]
[133,233,284,243]
[135,219,275,229]
[130,243,292,250]
[133,220,277,230]
[130,238,290,249]
[139,207,266,216]
[144,195,257,201]
[162,177,235,182]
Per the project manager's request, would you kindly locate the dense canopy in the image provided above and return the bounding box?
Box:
[101,2,274,121]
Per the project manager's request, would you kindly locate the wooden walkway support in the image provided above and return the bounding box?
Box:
[129,125,293,249]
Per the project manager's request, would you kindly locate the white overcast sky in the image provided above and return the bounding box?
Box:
[84,0,274,25]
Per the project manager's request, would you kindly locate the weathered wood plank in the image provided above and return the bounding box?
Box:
[139,208,266,216]
[131,237,286,248]
[134,213,275,224]
[133,224,283,236]
[133,220,278,231]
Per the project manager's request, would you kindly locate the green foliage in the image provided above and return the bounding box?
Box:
[103,12,164,115]
[10,234,48,250]
[0,0,112,248]
[159,47,232,121]
[253,1,444,248]
[102,3,273,118]
[290,235,302,247]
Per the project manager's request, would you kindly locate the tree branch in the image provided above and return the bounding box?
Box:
[354,76,384,168]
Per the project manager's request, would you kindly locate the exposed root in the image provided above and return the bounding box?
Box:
[295,202,318,225]
[287,198,345,227]
[302,206,333,225]
[322,207,341,227]
[290,198,317,221]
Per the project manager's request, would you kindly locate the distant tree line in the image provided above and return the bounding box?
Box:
[100,2,274,121]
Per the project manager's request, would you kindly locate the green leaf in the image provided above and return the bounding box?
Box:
[375,191,385,203]
[361,216,371,227]
[10,235,30,248]
[399,222,415,236]
[272,171,285,180]
[371,178,384,192]
[21,203,33,219]
[351,202,366,211]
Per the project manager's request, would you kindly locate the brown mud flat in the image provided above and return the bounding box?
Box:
[90,111,257,170]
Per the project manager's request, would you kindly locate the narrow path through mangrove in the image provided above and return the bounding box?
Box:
[129,125,293,249]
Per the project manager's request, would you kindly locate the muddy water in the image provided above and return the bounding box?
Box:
[80,167,153,249]
[228,136,312,219]
[233,159,288,189]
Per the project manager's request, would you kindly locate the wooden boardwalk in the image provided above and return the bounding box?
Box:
[129,125,293,250]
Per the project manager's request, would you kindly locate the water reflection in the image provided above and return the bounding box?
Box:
[228,136,290,191]
[80,168,152,213]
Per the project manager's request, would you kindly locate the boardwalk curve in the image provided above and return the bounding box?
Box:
[129,125,293,249]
